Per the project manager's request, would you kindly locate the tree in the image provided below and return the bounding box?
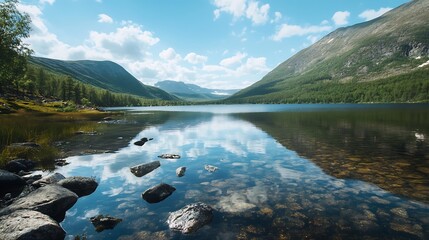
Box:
[0,0,32,94]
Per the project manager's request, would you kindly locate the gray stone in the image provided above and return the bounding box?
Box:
[32,173,66,187]
[4,159,36,174]
[130,161,161,177]
[0,170,26,197]
[204,165,218,173]
[158,154,181,159]
[167,202,213,234]
[134,137,153,146]
[58,176,98,197]
[0,209,65,240]
[0,184,78,222]
[176,167,186,177]
[90,214,122,232]
[142,183,175,203]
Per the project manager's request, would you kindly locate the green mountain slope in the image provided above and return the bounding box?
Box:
[155,80,239,101]
[228,0,429,103]
[30,57,176,100]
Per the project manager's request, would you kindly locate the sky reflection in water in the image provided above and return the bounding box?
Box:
[59,105,429,240]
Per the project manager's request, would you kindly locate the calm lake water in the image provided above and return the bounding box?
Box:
[53,104,429,239]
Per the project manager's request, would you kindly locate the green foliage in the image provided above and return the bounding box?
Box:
[226,67,429,104]
[0,0,32,93]
[17,63,185,107]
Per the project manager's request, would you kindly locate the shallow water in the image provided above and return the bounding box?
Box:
[56,104,429,239]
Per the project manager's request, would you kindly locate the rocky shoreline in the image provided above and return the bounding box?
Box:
[0,159,98,240]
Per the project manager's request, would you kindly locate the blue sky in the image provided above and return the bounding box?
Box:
[17,0,409,89]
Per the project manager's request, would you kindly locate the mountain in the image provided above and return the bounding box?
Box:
[228,0,429,103]
[29,57,176,100]
[155,80,240,101]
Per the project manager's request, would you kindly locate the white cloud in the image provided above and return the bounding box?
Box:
[332,11,350,26]
[220,52,247,67]
[246,1,270,25]
[272,23,332,41]
[271,11,282,23]
[237,57,268,73]
[98,13,113,23]
[39,0,55,5]
[159,48,181,62]
[359,7,392,21]
[213,0,270,25]
[213,0,247,19]
[184,52,208,65]
[88,24,160,60]
[321,19,329,25]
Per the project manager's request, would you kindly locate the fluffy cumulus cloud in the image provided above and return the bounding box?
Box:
[213,0,247,20]
[98,13,113,23]
[359,7,392,21]
[220,52,247,67]
[272,23,332,41]
[184,52,208,65]
[245,1,270,25]
[159,48,181,62]
[332,11,350,26]
[213,0,270,25]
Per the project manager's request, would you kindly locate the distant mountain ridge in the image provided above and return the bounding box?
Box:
[228,0,429,103]
[30,57,176,100]
[155,80,240,101]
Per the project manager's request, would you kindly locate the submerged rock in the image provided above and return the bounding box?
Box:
[142,183,176,203]
[58,176,98,197]
[0,184,78,222]
[204,165,218,173]
[167,202,213,234]
[0,209,65,240]
[0,170,26,198]
[90,214,122,232]
[176,167,186,177]
[130,161,161,177]
[158,154,181,159]
[134,137,153,146]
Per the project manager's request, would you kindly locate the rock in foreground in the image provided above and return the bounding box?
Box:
[32,173,66,188]
[142,183,176,203]
[58,176,98,197]
[0,170,26,197]
[167,202,213,234]
[0,184,78,222]
[130,161,161,177]
[4,159,36,174]
[0,209,65,240]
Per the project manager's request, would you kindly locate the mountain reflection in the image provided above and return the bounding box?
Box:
[237,108,429,203]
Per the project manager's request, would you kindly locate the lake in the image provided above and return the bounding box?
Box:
[50,104,428,239]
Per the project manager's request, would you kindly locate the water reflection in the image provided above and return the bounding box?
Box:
[57,106,429,239]
[238,108,429,203]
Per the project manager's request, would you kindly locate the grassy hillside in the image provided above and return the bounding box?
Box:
[30,57,176,100]
[228,0,429,103]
